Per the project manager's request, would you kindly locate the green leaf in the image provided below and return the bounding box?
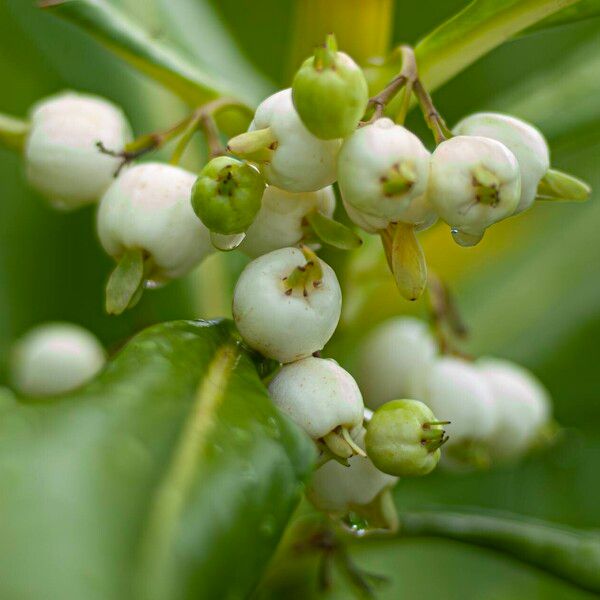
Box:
[522,0,600,34]
[536,168,591,201]
[0,319,315,600]
[40,0,253,108]
[398,507,600,594]
[305,210,363,250]
[415,0,582,94]
[105,248,145,316]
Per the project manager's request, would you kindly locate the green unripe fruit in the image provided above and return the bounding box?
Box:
[191,156,265,235]
[365,399,446,477]
[292,35,368,140]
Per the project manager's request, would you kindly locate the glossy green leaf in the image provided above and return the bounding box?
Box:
[523,0,600,34]
[0,319,315,600]
[40,0,253,108]
[415,0,582,93]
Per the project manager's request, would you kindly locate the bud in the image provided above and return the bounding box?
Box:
[98,163,213,312]
[337,118,430,222]
[417,356,498,468]
[240,185,335,258]
[365,399,446,476]
[227,89,341,193]
[268,356,365,458]
[10,323,106,397]
[292,34,368,140]
[25,91,131,210]
[357,317,438,409]
[191,156,265,235]
[478,357,552,461]
[232,246,341,363]
[453,112,550,214]
[428,135,521,246]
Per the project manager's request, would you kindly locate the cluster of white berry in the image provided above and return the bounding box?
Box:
[358,317,553,467]
[2,35,584,531]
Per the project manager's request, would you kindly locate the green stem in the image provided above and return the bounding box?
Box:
[399,507,600,594]
[0,112,30,152]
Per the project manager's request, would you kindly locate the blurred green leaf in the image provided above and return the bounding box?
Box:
[0,319,315,600]
[523,0,600,34]
[41,0,252,108]
[415,0,582,93]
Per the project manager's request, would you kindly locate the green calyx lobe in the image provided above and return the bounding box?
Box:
[192,156,265,234]
[365,399,447,477]
[292,35,368,140]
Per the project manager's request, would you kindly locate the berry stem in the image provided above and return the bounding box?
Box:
[365,45,416,123]
[99,97,242,173]
[412,78,451,144]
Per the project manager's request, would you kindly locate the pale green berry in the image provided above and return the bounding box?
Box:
[308,426,398,512]
[268,357,364,442]
[292,39,368,140]
[337,118,431,222]
[232,247,341,363]
[365,399,445,477]
[429,135,521,246]
[479,357,551,461]
[191,156,264,235]
[10,323,106,397]
[417,356,497,453]
[357,317,437,409]
[25,91,131,210]
[97,162,213,285]
[228,89,341,192]
[240,185,335,258]
[454,112,549,214]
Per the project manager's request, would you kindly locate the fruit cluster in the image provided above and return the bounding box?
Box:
[0,35,587,532]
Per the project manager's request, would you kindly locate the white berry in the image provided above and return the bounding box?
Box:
[97,162,213,284]
[240,185,335,258]
[25,91,131,210]
[454,112,549,214]
[429,135,521,245]
[417,356,497,450]
[337,118,430,222]
[233,247,341,363]
[479,357,551,460]
[268,357,364,439]
[308,427,398,511]
[245,89,341,192]
[10,323,106,396]
[357,317,437,409]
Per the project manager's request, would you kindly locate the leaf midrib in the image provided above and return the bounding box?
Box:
[133,342,239,599]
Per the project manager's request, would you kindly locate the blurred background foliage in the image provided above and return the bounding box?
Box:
[1,0,599,598]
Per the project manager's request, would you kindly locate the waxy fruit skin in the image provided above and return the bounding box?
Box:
[11,322,106,397]
[268,356,364,439]
[97,162,213,283]
[232,247,341,363]
[454,112,549,214]
[26,91,131,210]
